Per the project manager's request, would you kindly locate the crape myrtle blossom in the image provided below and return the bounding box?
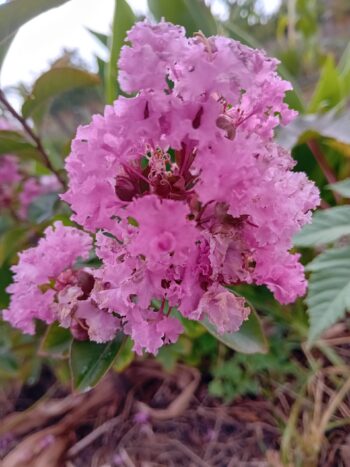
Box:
[0,157,60,219]
[4,21,320,354]
[3,222,119,343]
[0,118,20,210]
[0,155,21,209]
[0,155,60,219]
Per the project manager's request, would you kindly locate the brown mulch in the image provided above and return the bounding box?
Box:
[0,359,349,467]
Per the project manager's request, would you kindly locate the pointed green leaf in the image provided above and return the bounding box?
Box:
[277,110,350,150]
[22,67,100,118]
[224,21,260,48]
[148,0,217,36]
[113,337,135,372]
[339,41,350,76]
[182,0,217,36]
[0,0,70,45]
[306,246,350,342]
[232,284,283,315]
[201,307,268,354]
[0,130,45,163]
[70,334,124,390]
[327,179,350,198]
[40,323,72,358]
[105,0,135,103]
[339,42,350,96]
[294,206,350,247]
[0,353,19,377]
[96,56,107,82]
[308,55,343,113]
[27,192,59,224]
[87,28,109,47]
[0,227,29,267]
[0,262,12,308]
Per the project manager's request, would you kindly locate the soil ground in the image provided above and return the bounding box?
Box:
[1,359,350,466]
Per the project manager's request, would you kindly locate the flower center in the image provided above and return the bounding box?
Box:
[115,144,198,203]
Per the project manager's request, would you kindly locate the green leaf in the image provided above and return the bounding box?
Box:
[40,322,72,358]
[148,0,217,36]
[0,352,19,377]
[327,179,350,198]
[339,42,350,96]
[70,334,124,390]
[113,337,134,372]
[306,246,350,342]
[316,111,350,143]
[156,336,192,371]
[0,0,70,45]
[201,306,268,354]
[0,214,13,236]
[232,284,283,316]
[277,110,350,150]
[294,206,350,247]
[105,0,135,104]
[22,67,100,119]
[0,227,29,267]
[278,68,304,113]
[339,41,350,77]
[0,262,12,308]
[308,55,343,113]
[96,56,107,82]
[181,0,217,36]
[0,130,45,163]
[27,192,59,224]
[87,28,108,47]
[224,22,260,49]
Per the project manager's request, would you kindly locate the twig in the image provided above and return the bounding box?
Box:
[307,138,341,204]
[203,415,223,461]
[320,375,350,432]
[0,89,66,188]
[119,448,136,467]
[136,367,200,420]
[170,439,211,467]
[67,416,121,458]
[322,336,350,346]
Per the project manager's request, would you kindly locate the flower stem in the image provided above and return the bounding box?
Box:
[0,89,67,189]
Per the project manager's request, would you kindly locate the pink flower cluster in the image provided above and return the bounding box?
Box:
[3,21,319,354]
[0,155,21,208]
[3,222,119,342]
